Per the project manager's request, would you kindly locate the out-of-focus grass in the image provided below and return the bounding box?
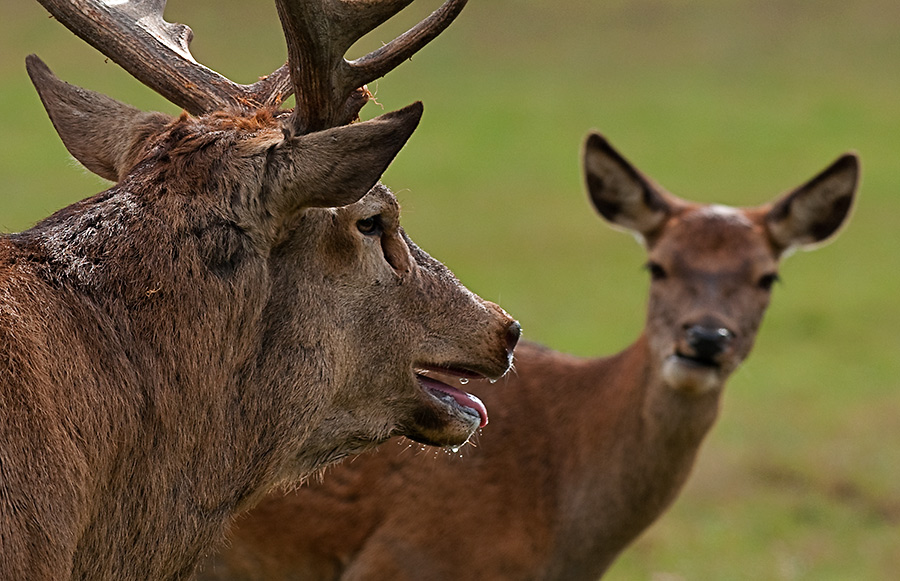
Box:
[2,0,898,578]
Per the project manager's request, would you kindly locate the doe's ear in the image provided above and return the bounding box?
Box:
[765,153,859,255]
[26,54,172,182]
[279,101,423,212]
[583,132,673,239]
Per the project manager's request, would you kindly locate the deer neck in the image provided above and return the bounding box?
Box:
[632,333,722,448]
[563,333,722,469]
[551,333,722,577]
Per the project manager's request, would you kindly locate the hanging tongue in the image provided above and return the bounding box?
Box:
[423,379,489,428]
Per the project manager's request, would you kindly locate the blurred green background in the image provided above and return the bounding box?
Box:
[2,0,898,578]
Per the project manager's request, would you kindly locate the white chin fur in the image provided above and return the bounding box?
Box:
[662,356,723,395]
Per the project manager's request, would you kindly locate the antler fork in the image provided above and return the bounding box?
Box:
[275,0,467,133]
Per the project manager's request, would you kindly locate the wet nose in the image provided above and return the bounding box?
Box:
[685,325,733,361]
[505,320,522,355]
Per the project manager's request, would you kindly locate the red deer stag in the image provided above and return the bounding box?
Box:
[196,132,858,581]
[0,1,521,579]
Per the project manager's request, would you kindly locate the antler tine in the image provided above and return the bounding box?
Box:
[276,0,469,134]
[333,1,419,49]
[37,0,294,115]
[346,0,468,94]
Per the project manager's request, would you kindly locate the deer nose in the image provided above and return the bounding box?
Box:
[685,325,733,362]
[505,320,522,355]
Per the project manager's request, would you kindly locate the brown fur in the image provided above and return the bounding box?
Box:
[0,50,519,581]
[195,132,858,581]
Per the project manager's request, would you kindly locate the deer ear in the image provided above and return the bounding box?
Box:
[583,132,673,239]
[765,153,859,255]
[278,102,423,212]
[26,55,172,182]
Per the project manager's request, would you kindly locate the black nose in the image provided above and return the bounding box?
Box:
[505,320,522,354]
[685,325,732,362]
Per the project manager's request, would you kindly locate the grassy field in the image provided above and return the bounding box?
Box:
[2,0,898,579]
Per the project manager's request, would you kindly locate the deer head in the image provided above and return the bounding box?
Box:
[584,132,858,395]
[26,0,517,468]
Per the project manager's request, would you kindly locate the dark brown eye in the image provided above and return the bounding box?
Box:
[356,216,382,236]
[758,272,780,291]
[645,261,668,281]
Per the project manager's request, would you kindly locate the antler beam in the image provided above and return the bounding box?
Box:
[36,0,291,115]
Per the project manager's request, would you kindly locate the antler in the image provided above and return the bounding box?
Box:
[275,0,468,133]
[36,0,292,115]
[36,0,468,131]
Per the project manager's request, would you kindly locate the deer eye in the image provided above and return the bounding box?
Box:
[356,215,383,236]
[645,261,668,281]
[758,272,780,291]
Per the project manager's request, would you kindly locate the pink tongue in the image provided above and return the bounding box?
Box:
[428,382,489,428]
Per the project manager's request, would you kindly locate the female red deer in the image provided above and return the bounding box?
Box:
[196,132,858,580]
[0,1,520,579]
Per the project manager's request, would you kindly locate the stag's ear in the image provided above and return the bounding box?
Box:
[583,132,673,240]
[765,153,859,255]
[26,55,172,182]
[274,101,423,212]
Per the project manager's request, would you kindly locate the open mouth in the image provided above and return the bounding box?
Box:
[414,366,489,428]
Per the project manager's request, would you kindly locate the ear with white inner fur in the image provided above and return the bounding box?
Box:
[765,153,859,255]
[583,132,674,240]
[27,55,173,183]
[273,101,423,212]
